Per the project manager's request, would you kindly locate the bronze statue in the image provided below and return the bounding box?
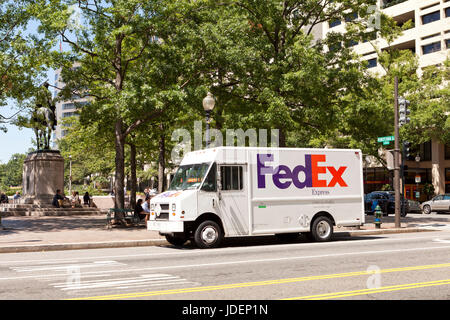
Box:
[32,82,57,150]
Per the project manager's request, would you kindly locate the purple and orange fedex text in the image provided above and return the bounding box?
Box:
[257,154,348,190]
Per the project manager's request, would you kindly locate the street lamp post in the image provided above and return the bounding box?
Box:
[202,92,215,148]
[415,154,421,200]
[394,77,401,228]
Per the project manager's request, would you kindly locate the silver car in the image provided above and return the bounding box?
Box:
[420,194,450,214]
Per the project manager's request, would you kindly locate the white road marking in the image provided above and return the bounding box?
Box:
[433,238,450,244]
[10,260,124,272]
[53,274,195,292]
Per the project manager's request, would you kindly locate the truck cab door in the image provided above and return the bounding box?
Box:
[197,163,220,217]
[217,165,249,236]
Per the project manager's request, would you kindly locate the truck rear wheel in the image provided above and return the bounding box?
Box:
[165,234,187,246]
[311,216,333,242]
[194,220,223,249]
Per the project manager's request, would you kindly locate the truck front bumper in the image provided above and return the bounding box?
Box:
[147,220,184,233]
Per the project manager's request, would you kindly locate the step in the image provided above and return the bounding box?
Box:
[1,209,108,217]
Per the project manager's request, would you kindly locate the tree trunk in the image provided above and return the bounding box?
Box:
[279,128,286,147]
[114,118,125,209]
[158,123,166,193]
[129,142,137,209]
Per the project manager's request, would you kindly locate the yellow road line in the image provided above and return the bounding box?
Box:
[284,279,450,300]
[69,262,450,300]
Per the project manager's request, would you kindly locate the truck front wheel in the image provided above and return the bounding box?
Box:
[194,220,223,249]
[311,216,333,242]
[165,234,187,246]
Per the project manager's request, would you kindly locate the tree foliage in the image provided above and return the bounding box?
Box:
[0,0,53,131]
[0,153,26,187]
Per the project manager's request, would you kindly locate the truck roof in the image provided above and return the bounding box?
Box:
[180,146,362,165]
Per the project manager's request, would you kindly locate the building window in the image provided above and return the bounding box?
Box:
[446,7,450,18]
[446,39,450,49]
[421,11,440,25]
[344,12,358,22]
[329,19,341,28]
[367,58,377,68]
[62,112,78,118]
[382,0,408,9]
[62,103,75,110]
[220,166,243,191]
[419,141,432,162]
[445,144,450,160]
[422,41,441,55]
[363,31,377,43]
[345,39,358,48]
[446,168,450,193]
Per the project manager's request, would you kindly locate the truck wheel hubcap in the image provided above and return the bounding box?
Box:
[317,221,331,238]
[201,227,217,244]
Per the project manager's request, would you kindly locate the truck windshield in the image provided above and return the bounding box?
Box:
[169,163,211,190]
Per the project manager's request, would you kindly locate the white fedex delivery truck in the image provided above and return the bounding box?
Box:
[148,147,365,248]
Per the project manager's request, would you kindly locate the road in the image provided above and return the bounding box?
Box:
[1,224,450,302]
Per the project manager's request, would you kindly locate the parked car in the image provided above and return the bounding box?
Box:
[420,194,450,214]
[364,192,390,216]
[406,199,422,213]
[365,191,409,216]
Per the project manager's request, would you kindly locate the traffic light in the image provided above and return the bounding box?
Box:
[403,141,411,160]
[398,97,411,127]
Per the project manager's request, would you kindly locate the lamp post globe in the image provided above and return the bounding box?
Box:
[202,92,215,111]
[202,92,215,148]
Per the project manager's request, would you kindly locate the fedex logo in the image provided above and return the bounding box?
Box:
[257,154,348,189]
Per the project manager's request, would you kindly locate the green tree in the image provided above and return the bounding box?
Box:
[1,0,53,132]
[163,0,388,149]
[57,116,115,188]
[0,153,26,187]
[34,0,186,208]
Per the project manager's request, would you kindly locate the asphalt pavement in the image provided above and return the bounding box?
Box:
[1,228,450,300]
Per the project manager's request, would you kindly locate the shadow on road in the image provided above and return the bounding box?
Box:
[163,233,386,250]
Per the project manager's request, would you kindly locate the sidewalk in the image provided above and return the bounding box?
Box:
[0,214,449,253]
[0,215,166,253]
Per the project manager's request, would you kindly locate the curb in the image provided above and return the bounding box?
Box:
[333,227,437,237]
[0,239,168,254]
[0,227,440,254]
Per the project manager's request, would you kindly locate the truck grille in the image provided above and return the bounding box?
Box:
[156,213,169,220]
[156,203,169,220]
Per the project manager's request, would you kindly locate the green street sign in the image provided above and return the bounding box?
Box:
[378,136,394,144]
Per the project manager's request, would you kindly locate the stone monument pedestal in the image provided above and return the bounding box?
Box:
[22,150,64,205]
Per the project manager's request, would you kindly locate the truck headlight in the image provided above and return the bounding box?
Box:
[172,203,176,212]
[151,203,155,210]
